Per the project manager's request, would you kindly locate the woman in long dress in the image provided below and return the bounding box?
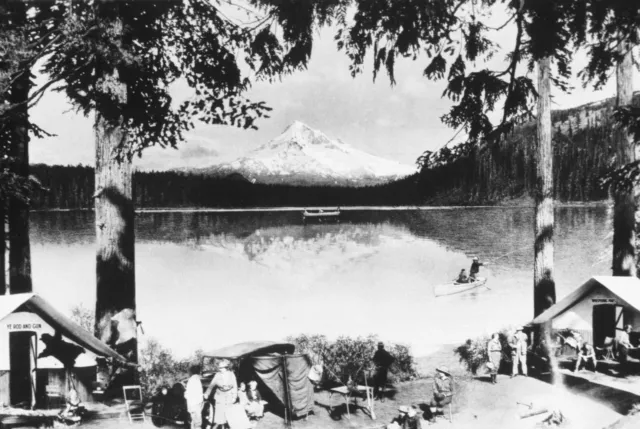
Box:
[204,359,238,429]
[487,333,502,384]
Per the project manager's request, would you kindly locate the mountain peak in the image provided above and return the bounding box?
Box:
[200,122,417,187]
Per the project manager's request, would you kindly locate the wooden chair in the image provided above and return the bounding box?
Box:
[122,385,146,424]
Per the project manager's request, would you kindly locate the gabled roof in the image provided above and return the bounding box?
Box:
[204,341,295,359]
[530,276,640,325]
[0,293,129,364]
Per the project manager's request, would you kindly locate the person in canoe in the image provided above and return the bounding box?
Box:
[455,269,469,284]
[469,256,486,281]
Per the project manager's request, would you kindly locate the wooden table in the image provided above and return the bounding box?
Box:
[328,385,376,420]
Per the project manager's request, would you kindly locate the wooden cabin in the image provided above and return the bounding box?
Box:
[0,293,128,409]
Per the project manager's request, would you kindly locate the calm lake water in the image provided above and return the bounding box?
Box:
[30,207,611,358]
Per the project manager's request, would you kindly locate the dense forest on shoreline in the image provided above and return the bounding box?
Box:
[29,164,421,209]
[416,94,638,205]
[28,95,631,209]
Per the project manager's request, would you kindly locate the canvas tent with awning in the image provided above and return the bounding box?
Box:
[527,276,640,348]
[0,293,130,408]
[202,341,314,419]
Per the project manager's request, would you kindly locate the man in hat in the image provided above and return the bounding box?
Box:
[469,256,485,282]
[429,366,453,419]
[204,359,238,429]
[387,406,409,429]
[509,328,528,377]
[372,342,395,401]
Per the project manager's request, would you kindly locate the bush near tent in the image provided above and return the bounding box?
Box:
[455,328,514,375]
[286,334,419,387]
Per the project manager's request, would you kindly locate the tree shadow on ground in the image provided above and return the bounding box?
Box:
[536,372,640,415]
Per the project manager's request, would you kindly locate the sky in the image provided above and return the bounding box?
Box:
[28,10,639,171]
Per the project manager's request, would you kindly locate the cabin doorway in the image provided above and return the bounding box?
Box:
[9,332,37,408]
[593,305,617,347]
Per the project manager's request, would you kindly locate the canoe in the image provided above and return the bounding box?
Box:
[434,277,487,297]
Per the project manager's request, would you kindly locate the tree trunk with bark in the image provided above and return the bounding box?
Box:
[93,4,137,365]
[612,44,636,277]
[534,57,555,317]
[1,205,5,295]
[8,0,32,294]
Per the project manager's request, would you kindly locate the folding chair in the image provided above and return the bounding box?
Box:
[123,385,146,424]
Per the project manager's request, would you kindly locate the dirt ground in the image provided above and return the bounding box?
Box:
[69,346,631,429]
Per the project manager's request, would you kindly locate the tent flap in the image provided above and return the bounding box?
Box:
[252,354,313,417]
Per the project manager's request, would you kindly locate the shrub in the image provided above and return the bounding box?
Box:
[69,304,95,333]
[139,338,203,401]
[455,328,513,375]
[287,334,418,387]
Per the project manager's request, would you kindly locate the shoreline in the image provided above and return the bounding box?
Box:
[31,200,610,214]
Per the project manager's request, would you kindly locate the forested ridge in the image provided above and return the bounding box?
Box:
[416,94,640,205]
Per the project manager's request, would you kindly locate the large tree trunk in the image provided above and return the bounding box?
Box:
[612,44,636,276]
[8,0,32,294]
[93,4,137,365]
[1,205,5,295]
[534,57,555,317]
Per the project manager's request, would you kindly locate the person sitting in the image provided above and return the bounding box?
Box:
[615,324,634,363]
[405,405,422,429]
[237,382,248,407]
[456,269,469,284]
[574,342,597,373]
[387,406,409,429]
[429,366,453,419]
[245,380,264,420]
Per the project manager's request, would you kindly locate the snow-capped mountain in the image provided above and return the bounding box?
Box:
[197,121,417,186]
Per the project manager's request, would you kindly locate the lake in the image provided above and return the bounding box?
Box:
[30,206,611,358]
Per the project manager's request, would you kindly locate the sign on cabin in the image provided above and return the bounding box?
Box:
[6,323,43,331]
[592,298,617,304]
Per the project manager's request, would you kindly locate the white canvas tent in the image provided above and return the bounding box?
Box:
[528,276,640,347]
[0,293,129,408]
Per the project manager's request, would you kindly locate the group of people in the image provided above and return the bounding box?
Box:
[485,327,529,384]
[455,257,485,284]
[185,360,264,429]
[386,366,454,428]
[373,342,454,428]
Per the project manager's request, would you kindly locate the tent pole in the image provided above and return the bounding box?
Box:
[282,355,292,428]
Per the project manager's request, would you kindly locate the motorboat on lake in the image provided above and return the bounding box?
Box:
[302,207,341,221]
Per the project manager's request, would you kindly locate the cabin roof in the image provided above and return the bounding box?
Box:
[0,293,129,363]
[529,276,640,325]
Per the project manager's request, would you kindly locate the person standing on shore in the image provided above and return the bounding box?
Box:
[509,328,528,377]
[372,342,395,401]
[487,333,502,384]
[204,360,238,429]
[185,365,203,429]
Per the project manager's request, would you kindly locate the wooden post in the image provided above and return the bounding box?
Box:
[534,56,555,317]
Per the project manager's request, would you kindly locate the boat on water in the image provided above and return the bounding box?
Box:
[302,208,341,221]
[434,277,488,297]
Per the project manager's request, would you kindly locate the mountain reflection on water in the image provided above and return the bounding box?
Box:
[29,207,610,357]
